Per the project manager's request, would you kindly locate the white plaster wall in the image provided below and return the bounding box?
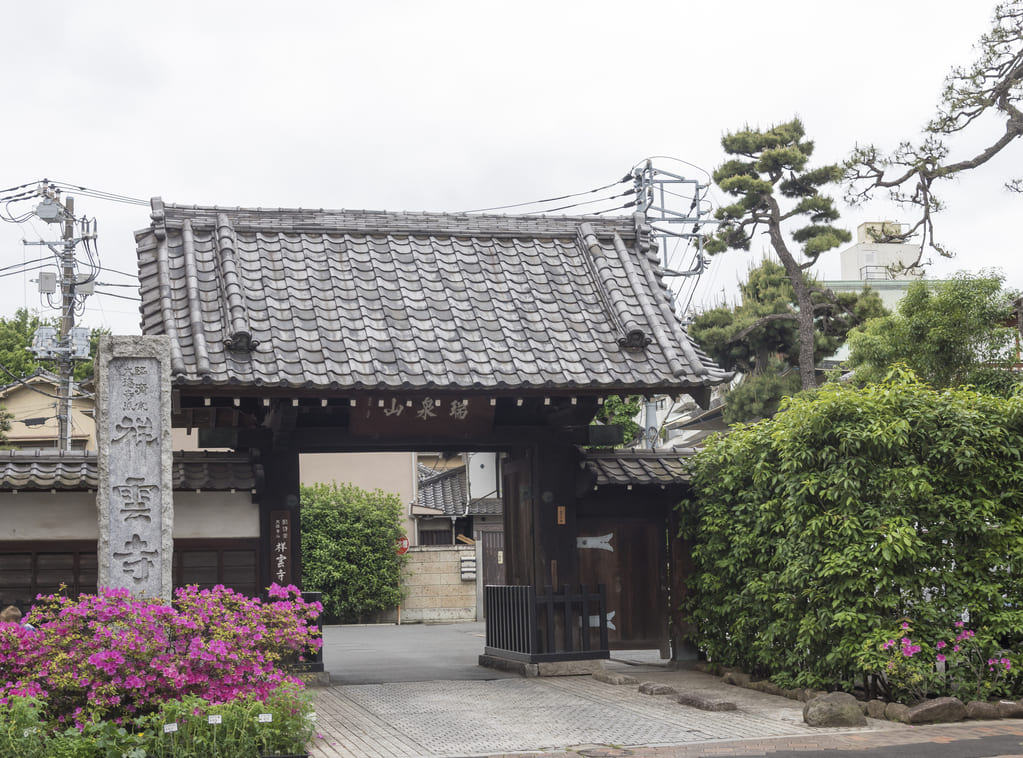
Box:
[1,492,259,540]
[173,492,259,538]
[1,493,99,539]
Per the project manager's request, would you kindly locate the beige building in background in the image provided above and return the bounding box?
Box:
[0,369,96,451]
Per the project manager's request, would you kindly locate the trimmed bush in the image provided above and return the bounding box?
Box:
[681,368,1023,690]
[301,482,406,622]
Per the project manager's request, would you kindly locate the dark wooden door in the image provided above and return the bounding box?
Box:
[480,529,506,587]
[577,516,668,651]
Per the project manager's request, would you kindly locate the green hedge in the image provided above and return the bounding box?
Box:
[300,482,406,622]
[680,368,1023,689]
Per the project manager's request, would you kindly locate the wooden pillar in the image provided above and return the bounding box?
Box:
[501,449,533,586]
[258,446,302,591]
[532,443,580,591]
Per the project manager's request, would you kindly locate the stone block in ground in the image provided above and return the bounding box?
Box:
[865,699,888,719]
[638,681,678,695]
[676,693,737,711]
[803,692,867,727]
[592,671,639,686]
[536,660,603,677]
[965,700,1001,720]
[885,702,910,723]
[907,696,965,724]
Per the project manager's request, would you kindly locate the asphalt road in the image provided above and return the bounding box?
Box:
[321,620,518,684]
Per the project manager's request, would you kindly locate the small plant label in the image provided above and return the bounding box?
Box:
[258,713,273,723]
[23,728,37,737]
[208,715,222,725]
[163,723,178,734]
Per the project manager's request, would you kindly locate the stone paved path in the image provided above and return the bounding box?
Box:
[307,676,889,758]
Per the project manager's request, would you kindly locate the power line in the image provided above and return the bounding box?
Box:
[459,175,632,214]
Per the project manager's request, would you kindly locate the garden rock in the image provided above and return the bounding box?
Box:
[865,699,887,719]
[965,701,1000,720]
[907,697,965,724]
[884,702,910,723]
[997,700,1023,718]
[723,671,751,687]
[803,692,866,727]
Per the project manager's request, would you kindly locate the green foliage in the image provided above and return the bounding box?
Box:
[719,359,801,424]
[301,482,406,621]
[0,308,105,381]
[680,368,1023,690]
[690,259,886,423]
[0,696,46,758]
[705,118,854,392]
[593,395,642,445]
[1,686,314,758]
[847,272,1020,390]
[706,119,850,264]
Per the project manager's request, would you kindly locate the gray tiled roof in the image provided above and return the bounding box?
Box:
[583,449,696,487]
[0,451,258,492]
[416,465,502,517]
[136,202,728,395]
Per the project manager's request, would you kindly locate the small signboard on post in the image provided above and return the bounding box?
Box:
[396,535,410,555]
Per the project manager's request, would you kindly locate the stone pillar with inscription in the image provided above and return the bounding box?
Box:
[96,335,174,600]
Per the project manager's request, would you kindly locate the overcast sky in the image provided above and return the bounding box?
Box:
[1,1,1019,337]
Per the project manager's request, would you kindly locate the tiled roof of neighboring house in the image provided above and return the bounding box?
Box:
[416,465,501,517]
[582,449,696,487]
[0,451,259,492]
[136,201,728,396]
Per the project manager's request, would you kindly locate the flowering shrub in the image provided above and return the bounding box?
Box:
[859,619,1016,704]
[0,584,321,727]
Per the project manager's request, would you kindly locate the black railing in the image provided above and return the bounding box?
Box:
[484,584,609,663]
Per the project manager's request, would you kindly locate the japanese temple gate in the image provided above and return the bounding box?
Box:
[130,200,727,661]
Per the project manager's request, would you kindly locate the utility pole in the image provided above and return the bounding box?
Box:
[58,196,76,451]
[633,161,715,448]
[26,185,94,452]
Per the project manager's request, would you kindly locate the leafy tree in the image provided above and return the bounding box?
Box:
[706,119,852,391]
[846,1,1023,263]
[690,259,886,423]
[300,482,406,622]
[592,395,642,445]
[0,308,104,382]
[846,272,1020,391]
[680,368,1023,690]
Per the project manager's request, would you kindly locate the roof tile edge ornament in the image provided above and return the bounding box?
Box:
[225,329,260,354]
[618,329,653,350]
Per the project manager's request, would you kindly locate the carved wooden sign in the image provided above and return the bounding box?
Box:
[349,396,494,438]
[270,510,293,586]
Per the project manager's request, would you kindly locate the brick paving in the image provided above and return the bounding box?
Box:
[305,630,1023,758]
[306,674,902,758]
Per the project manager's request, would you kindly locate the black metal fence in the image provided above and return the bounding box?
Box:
[484,584,609,663]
